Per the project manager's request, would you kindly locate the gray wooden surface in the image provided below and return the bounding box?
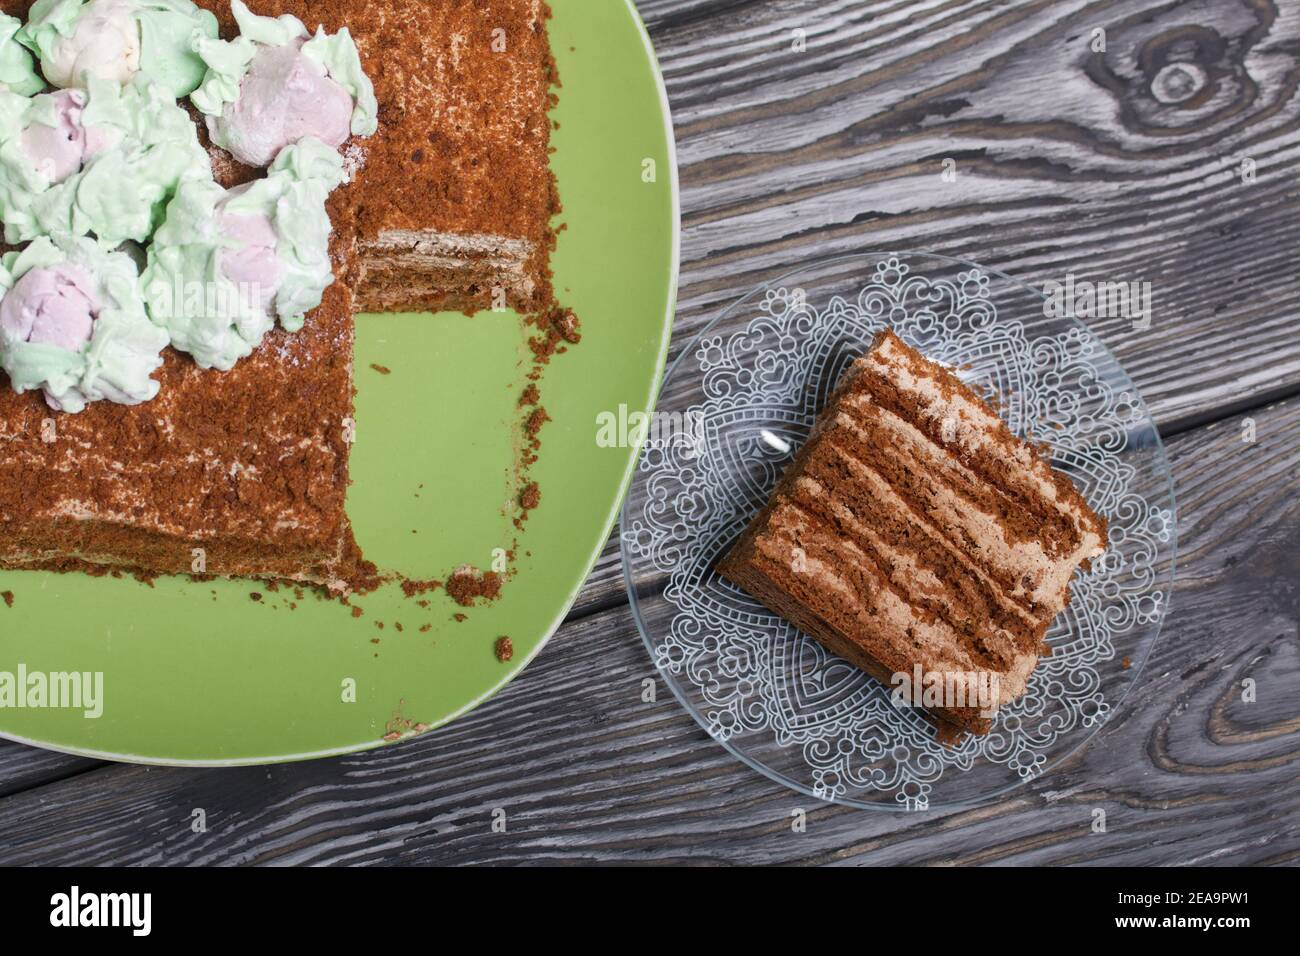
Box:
[1,0,1298,866]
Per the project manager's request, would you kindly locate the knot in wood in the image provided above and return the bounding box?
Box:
[1150,62,1207,104]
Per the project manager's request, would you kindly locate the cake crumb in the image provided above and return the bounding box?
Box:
[1121,657,1132,670]
[419,624,432,633]
[527,307,583,367]
[550,307,581,344]
[525,407,550,440]
[401,578,442,598]
[495,636,514,662]
[446,566,502,606]
[369,364,391,375]
[250,592,263,602]
[453,613,468,623]
[351,606,364,619]
[1,591,12,608]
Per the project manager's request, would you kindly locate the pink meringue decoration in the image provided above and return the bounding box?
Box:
[0,263,100,351]
[214,43,353,168]
[19,90,113,184]
[216,184,286,310]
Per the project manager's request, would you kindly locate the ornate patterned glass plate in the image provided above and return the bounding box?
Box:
[620,253,1176,811]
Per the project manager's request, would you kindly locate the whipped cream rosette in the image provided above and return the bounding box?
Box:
[18,0,219,97]
[0,72,211,246]
[191,0,378,167]
[0,14,44,96]
[142,136,345,371]
[0,234,169,413]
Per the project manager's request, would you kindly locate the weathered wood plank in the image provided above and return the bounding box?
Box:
[0,741,99,799]
[645,0,1300,436]
[0,397,1292,866]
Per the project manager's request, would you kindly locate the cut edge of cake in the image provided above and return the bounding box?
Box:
[351,229,545,315]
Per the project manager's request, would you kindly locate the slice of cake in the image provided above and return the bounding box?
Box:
[0,0,559,592]
[718,330,1108,737]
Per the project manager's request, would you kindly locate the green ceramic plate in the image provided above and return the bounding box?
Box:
[0,1,678,765]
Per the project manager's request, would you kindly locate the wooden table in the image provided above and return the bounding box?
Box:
[2,0,1296,866]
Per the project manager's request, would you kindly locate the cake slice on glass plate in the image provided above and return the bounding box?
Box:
[719,330,1108,739]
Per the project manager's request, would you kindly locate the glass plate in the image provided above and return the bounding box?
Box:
[620,253,1177,811]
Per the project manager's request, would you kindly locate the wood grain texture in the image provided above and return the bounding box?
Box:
[1,0,1298,865]
[647,0,1300,435]
[0,398,1294,866]
[574,0,1300,617]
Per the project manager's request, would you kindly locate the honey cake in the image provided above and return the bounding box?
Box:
[718,330,1108,737]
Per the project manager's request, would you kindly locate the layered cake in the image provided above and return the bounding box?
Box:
[193,0,559,315]
[718,330,1108,737]
[0,0,559,592]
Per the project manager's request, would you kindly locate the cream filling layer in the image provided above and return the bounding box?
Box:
[755,504,1036,710]
[831,406,1097,616]
[865,335,1106,550]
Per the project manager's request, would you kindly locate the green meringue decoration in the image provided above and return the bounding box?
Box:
[191,0,378,137]
[0,234,168,414]
[19,0,218,98]
[141,137,345,372]
[0,72,212,246]
[0,14,45,96]
[302,27,379,138]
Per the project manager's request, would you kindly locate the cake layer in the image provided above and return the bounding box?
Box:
[352,230,538,315]
[719,330,1108,737]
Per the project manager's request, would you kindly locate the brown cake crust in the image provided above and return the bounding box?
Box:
[196,0,560,315]
[718,330,1109,739]
[0,0,559,592]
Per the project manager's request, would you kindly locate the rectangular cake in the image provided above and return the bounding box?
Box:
[718,330,1108,737]
[0,0,559,592]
